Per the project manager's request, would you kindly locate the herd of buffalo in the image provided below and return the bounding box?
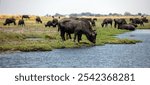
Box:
[2,15,149,43]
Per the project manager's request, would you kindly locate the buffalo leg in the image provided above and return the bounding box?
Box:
[60,32,65,41]
[74,33,77,42]
[78,34,82,42]
[66,33,69,40]
[105,24,107,27]
[110,23,112,27]
[141,23,144,26]
[68,33,72,39]
[14,22,16,25]
[66,33,72,40]
[114,22,116,28]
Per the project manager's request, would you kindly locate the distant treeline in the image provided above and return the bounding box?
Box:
[45,12,149,17]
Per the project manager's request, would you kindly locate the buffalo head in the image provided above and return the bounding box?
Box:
[87,31,97,44]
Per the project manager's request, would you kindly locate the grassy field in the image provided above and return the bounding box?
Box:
[0,15,149,52]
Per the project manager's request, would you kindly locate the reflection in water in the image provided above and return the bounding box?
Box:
[0,30,150,68]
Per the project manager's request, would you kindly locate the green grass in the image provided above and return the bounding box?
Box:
[0,27,141,52]
[0,15,147,52]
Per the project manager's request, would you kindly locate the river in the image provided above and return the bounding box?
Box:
[0,29,150,68]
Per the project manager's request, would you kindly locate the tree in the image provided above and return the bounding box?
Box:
[54,13,63,17]
[112,13,122,16]
[124,12,132,16]
[137,13,142,16]
[109,13,112,16]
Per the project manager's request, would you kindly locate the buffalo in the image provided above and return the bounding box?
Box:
[52,18,58,27]
[45,21,53,27]
[91,19,96,26]
[45,21,57,27]
[141,17,149,23]
[45,18,59,27]
[22,15,30,19]
[93,18,97,21]
[114,18,127,28]
[58,16,61,19]
[18,19,25,26]
[92,18,97,26]
[3,18,16,26]
[58,18,97,43]
[130,18,144,26]
[118,24,136,31]
[35,16,42,23]
[65,18,95,37]
[101,18,113,27]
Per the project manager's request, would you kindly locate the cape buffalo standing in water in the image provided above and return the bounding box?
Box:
[3,18,16,26]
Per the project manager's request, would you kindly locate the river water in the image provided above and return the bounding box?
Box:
[0,29,150,68]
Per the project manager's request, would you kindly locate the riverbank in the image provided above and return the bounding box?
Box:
[0,27,141,52]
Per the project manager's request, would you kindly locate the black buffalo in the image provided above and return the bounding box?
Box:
[22,15,30,19]
[101,18,113,27]
[18,19,25,26]
[63,18,94,38]
[92,18,97,26]
[93,18,97,21]
[91,19,96,26]
[130,18,144,26]
[45,21,57,27]
[118,24,136,31]
[45,18,59,27]
[58,18,97,43]
[52,18,58,27]
[3,18,16,26]
[114,18,127,28]
[35,16,42,23]
[45,21,53,27]
[141,17,149,23]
